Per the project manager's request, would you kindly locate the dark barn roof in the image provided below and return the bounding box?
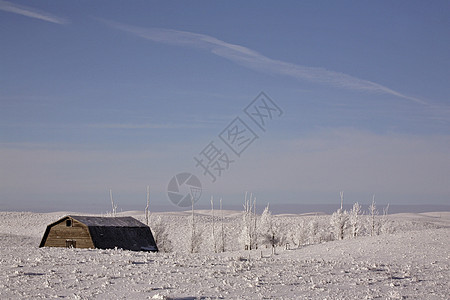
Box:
[40,215,158,252]
[69,215,147,227]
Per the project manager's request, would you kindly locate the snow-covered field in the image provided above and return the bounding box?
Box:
[0,210,449,299]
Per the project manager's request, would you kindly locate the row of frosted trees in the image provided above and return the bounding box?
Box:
[145,190,393,253]
[235,192,393,254]
[330,192,392,241]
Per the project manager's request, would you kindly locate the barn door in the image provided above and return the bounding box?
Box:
[66,239,76,248]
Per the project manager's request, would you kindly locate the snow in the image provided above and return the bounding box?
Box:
[0,210,449,299]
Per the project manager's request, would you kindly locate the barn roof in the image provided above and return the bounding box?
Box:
[69,215,147,227]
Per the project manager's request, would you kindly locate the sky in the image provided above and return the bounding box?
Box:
[1,1,449,212]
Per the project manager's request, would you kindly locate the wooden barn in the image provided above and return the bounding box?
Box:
[39,215,158,252]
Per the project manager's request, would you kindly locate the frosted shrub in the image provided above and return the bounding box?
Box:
[188,215,203,253]
[380,204,394,234]
[380,219,394,235]
[320,228,335,243]
[151,216,173,253]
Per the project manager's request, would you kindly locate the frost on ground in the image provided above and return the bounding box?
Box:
[0,211,449,299]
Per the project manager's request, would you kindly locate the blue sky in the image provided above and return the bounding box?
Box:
[1,1,449,212]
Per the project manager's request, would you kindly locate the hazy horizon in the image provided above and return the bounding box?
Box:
[2,202,449,216]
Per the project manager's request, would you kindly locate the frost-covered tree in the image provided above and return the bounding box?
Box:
[109,189,117,217]
[145,185,150,226]
[285,223,299,248]
[380,203,393,234]
[349,202,362,238]
[188,195,202,253]
[151,216,172,252]
[259,204,272,237]
[308,215,320,244]
[293,220,308,247]
[259,203,278,254]
[368,195,379,236]
[331,208,349,240]
[239,192,257,250]
[252,196,258,249]
[188,215,202,253]
[210,196,215,252]
[273,220,287,248]
[218,198,226,252]
[330,191,349,240]
[204,198,226,252]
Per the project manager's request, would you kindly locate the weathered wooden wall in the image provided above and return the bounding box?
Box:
[43,218,94,249]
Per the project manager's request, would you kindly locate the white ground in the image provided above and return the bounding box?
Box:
[0,210,449,299]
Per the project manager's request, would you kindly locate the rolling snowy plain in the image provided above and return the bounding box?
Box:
[0,209,449,299]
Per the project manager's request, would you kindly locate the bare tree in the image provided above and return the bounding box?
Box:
[380,203,393,234]
[383,203,389,216]
[239,192,257,250]
[145,185,150,226]
[369,195,378,236]
[109,189,117,217]
[253,196,258,250]
[219,197,225,252]
[239,192,250,250]
[211,196,217,253]
[189,194,202,253]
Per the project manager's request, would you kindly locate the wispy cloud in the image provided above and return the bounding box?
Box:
[101,19,426,105]
[0,0,68,24]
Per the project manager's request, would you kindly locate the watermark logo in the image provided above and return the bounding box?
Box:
[167,173,202,207]
[167,91,283,207]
